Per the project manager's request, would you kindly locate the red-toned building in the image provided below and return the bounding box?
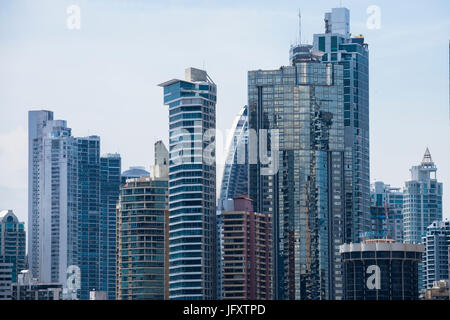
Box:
[221,197,272,300]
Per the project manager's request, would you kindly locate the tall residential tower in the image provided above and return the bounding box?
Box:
[159,68,217,300]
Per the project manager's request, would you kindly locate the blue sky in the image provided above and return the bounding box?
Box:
[0,0,449,225]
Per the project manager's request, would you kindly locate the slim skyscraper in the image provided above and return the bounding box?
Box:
[403,148,443,290]
[248,40,345,300]
[219,105,249,200]
[403,149,443,244]
[100,154,121,300]
[0,210,26,283]
[159,67,217,300]
[28,111,78,286]
[313,8,370,244]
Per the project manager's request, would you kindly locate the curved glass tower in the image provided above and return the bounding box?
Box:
[219,105,249,200]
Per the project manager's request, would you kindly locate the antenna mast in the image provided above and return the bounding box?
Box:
[298,9,302,45]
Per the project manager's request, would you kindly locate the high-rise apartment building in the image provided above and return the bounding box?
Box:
[28,111,78,286]
[422,221,450,289]
[159,68,217,300]
[369,182,404,242]
[220,197,271,300]
[116,142,169,300]
[403,148,443,244]
[248,40,345,299]
[403,148,443,290]
[313,8,370,244]
[0,210,26,283]
[28,110,121,299]
[100,154,121,300]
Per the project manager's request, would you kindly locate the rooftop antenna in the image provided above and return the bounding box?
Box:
[298,9,302,45]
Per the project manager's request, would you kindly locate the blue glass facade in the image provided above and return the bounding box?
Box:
[160,68,217,300]
[76,136,101,300]
[313,9,371,245]
[248,49,345,300]
[100,154,121,300]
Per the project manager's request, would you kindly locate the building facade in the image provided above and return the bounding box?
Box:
[340,240,424,300]
[28,110,121,299]
[313,8,370,245]
[159,68,217,300]
[248,43,345,300]
[0,261,12,300]
[100,154,122,299]
[0,210,26,283]
[403,149,443,289]
[219,105,249,200]
[369,182,404,242]
[116,141,169,300]
[12,270,62,300]
[220,197,271,300]
[28,111,79,286]
[422,220,450,290]
[116,176,169,300]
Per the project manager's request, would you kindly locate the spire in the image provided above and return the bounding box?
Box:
[421,147,434,166]
[298,9,302,45]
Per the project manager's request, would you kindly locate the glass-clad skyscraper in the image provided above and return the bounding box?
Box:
[100,154,121,300]
[248,43,345,300]
[219,105,249,200]
[159,68,217,300]
[313,8,370,244]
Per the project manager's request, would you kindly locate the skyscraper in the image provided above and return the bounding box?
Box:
[76,136,101,300]
[219,105,249,200]
[369,181,404,242]
[116,141,169,300]
[403,148,443,290]
[28,110,121,299]
[313,8,370,244]
[403,148,443,245]
[28,111,78,286]
[100,154,121,300]
[422,220,450,290]
[248,40,345,300]
[0,210,26,283]
[159,67,217,300]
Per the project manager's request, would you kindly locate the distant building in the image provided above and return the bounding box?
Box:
[11,270,62,300]
[89,290,107,300]
[0,260,12,300]
[340,240,424,300]
[116,142,169,300]
[422,221,450,289]
[219,105,249,201]
[220,197,271,300]
[0,210,26,283]
[423,280,449,300]
[369,182,404,242]
[403,148,443,289]
[121,166,150,185]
